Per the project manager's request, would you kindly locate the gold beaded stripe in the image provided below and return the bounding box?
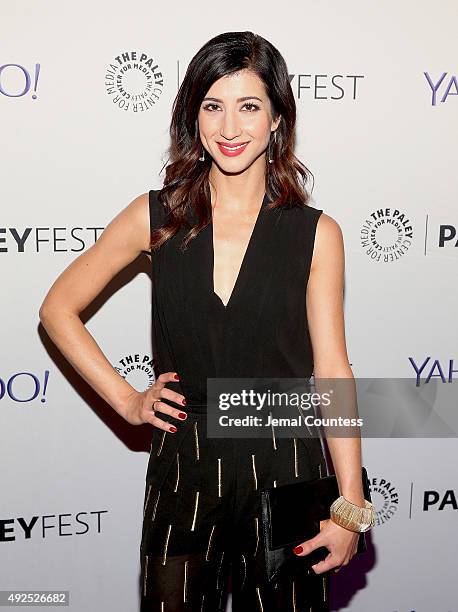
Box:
[151,490,160,522]
[270,413,277,450]
[143,555,149,597]
[215,550,225,591]
[191,491,200,531]
[323,574,327,602]
[162,524,172,565]
[174,452,180,492]
[205,524,216,561]
[292,579,297,612]
[240,553,247,589]
[157,430,166,456]
[293,438,298,477]
[194,421,200,460]
[256,586,264,612]
[183,559,189,602]
[251,454,258,490]
[253,517,259,556]
[143,484,152,516]
[217,458,222,497]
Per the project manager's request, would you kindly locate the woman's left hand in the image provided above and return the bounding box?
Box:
[292,519,360,574]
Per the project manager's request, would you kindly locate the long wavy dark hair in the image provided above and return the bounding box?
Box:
[151,30,314,252]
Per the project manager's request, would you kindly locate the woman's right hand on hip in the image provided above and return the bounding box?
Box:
[123,371,187,430]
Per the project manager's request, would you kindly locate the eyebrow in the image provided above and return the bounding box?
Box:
[201,96,263,103]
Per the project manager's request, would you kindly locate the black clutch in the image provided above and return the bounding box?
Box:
[260,466,373,583]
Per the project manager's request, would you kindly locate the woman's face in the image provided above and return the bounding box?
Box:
[197,69,281,173]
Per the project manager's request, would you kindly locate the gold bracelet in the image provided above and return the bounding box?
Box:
[329,495,376,533]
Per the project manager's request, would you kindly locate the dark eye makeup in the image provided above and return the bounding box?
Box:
[202,102,261,112]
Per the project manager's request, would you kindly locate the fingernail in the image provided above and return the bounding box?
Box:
[181,397,186,405]
[174,373,180,380]
[178,412,187,419]
[293,545,303,554]
[170,426,177,432]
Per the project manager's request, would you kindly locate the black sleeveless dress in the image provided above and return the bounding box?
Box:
[140,189,330,611]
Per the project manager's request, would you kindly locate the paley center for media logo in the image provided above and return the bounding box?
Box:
[369,476,399,526]
[360,210,458,262]
[360,474,455,526]
[105,51,164,113]
[115,352,156,391]
[360,207,414,262]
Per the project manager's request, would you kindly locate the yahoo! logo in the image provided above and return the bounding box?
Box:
[0,371,50,403]
[409,357,457,386]
[0,63,41,98]
[424,72,458,106]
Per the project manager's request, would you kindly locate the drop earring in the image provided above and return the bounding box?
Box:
[195,118,206,161]
[268,131,277,164]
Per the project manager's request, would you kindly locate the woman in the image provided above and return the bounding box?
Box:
[39,31,372,612]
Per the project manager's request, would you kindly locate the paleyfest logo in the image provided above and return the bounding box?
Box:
[361,207,413,263]
[105,51,164,112]
[288,72,365,100]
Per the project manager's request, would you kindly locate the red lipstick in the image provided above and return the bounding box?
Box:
[216,141,249,157]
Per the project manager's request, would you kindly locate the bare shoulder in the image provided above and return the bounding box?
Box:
[102,191,151,254]
[312,211,345,271]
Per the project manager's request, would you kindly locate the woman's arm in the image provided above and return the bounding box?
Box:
[39,192,153,420]
[292,213,366,574]
[306,213,364,506]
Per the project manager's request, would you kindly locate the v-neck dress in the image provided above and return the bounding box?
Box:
[140,189,330,611]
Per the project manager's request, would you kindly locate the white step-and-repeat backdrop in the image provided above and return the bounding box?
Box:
[1,2,457,611]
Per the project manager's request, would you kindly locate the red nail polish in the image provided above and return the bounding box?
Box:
[170,426,177,432]
[174,373,180,380]
[178,412,187,419]
[181,398,186,405]
[293,545,303,554]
